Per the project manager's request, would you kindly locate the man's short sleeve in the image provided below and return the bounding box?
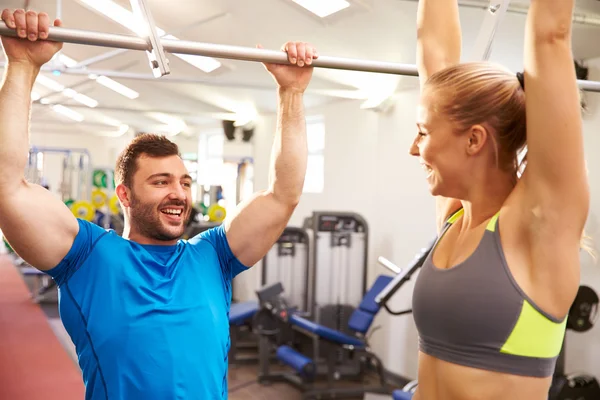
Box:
[189,224,249,281]
[45,219,109,286]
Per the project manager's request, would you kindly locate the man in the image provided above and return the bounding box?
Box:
[0,8,316,400]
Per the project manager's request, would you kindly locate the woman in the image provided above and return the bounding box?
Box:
[409,0,589,399]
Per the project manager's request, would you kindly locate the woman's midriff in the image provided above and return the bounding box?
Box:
[412,352,553,400]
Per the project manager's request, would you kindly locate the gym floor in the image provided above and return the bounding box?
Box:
[1,254,390,400]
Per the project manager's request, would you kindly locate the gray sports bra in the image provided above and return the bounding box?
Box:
[412,208,567,378]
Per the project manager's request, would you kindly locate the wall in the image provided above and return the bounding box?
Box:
[369,89,435,378]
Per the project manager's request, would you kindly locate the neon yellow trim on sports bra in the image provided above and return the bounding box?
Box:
[447,208,464,224]
[486,213,500,232]
[500,300,567,358]
[446,208,499,232]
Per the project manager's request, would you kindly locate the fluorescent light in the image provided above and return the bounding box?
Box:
[62,88,99,108]
[62,88,77,97]
[76,0,221,73]
[52,105,85,122]
[292,0,350,17]
[36,75,65,92]
[72,93,98,108]
[36,75,99,108]
[73,93,98,108]
[118,124,130,135]
[233,106,258,128]
[95,76,140,99]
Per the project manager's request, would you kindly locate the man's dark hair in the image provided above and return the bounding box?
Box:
[115,133,180,188]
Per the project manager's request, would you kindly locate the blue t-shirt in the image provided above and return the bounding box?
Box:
[46,219,249,400]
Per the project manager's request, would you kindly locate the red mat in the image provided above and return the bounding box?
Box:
[0,256,85,400]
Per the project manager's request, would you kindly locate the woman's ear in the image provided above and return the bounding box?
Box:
[465,124,488,156]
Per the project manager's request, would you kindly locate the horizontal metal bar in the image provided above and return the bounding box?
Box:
[0,21,417,76]
[1,22,599,92]
[165,40,418,76]
[578,80,600,92]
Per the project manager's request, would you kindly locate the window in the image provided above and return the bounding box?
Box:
[197,132,225,187]
[303,116,325,193]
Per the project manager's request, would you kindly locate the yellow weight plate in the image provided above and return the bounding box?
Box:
[207,204,226,222]
[109,194,121,215]
[71,201,95,221]
[91,189,108,209]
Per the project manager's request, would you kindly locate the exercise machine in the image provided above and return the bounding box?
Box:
[255,276,392,399]
[300,211,369,377]
[27,146,92,204]
[303,211,368,332]
[262,227,310,314]
[228,226,310,365]
[253,238,435,399]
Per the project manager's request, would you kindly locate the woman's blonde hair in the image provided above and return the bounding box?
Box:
[424,61,526,173]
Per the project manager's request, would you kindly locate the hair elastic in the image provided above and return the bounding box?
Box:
[516,72,525,90]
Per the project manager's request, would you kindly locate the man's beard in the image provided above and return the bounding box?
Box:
[129,191,190,242]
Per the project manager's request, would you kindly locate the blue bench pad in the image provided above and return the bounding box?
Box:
[289,314,365,348]
[229,300,259,325]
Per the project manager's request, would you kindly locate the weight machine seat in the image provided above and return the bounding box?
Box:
[348,274,394,334]
[229,300,259,326]
[392,390,414,400]
[284,274,395,348]
[289,314,365,348]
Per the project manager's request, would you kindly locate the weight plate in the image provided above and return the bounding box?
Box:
[91,189,108,209]
[568,285,599,332]
[207,204,226,222]
[71,201,95,222]
[93,170,107,188]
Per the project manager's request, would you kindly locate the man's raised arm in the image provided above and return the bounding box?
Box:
[0,9,79,270]
[223,41,316,267]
